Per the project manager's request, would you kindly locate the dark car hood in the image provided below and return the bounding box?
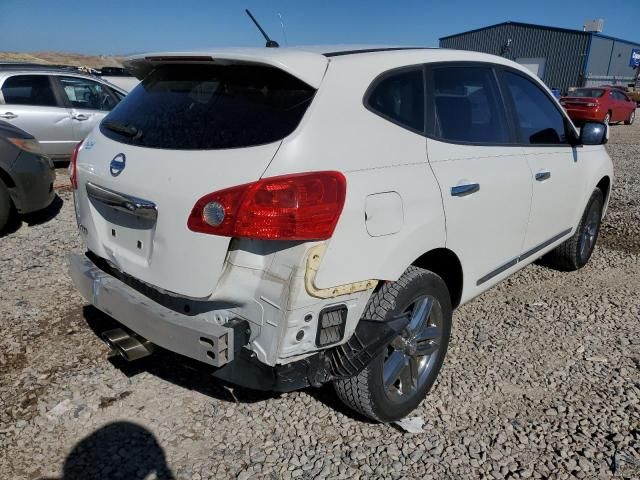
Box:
[0,120,34,139]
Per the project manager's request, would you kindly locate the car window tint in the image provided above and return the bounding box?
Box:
[367,69,424,132]
[1,75,57,107]
[503,71,567,145]
[430,66,510,144]
[58,76,118,111]
[100,64,316,150]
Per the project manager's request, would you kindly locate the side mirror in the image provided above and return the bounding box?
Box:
[580,121,608,145]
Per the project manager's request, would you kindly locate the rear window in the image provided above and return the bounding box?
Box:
[570,89,604,98]
[100,64,315,150]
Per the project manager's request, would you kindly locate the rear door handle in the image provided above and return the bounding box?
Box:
[451,183,480,197]
[535,171,551,181]
[0,112,17,119]
[73,113,89,121]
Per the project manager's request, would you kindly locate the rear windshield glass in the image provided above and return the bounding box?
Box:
[569,89,604,98]
[100,64,316,150]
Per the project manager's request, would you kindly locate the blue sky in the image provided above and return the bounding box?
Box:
[1,0,637,55]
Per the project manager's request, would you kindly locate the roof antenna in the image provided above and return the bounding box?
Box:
[245,9,279,48]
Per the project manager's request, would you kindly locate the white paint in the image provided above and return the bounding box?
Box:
[516,57,547,78]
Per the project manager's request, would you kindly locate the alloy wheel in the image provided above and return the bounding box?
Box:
[383,295,443,401]
[579,202,600,261]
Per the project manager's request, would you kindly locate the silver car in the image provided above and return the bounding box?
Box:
[0,65,127,161]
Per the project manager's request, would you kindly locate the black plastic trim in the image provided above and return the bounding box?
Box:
[476,258,518,286]
[323,47,429,57]
[84,251,232,316]
[476,228,573,286]
[519,228,573,262]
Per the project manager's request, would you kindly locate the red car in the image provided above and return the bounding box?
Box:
[560,87,636,125]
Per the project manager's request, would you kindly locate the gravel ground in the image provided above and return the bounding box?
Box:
[1,120,639,480]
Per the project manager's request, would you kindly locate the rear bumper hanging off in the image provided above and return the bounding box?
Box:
[68,253,245,368]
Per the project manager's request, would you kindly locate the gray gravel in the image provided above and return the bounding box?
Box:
[1,120,639,479]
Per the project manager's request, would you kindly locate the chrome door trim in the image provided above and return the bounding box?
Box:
[476,227,572,286]
[86,182,157,221]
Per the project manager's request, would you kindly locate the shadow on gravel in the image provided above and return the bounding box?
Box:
[81,306,380,421]
[82,306,282,405]
[0,194,64,237]
[304,384,377,424]
[38,421,175,480]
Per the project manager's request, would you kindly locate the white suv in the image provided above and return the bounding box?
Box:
[68,47,613,422]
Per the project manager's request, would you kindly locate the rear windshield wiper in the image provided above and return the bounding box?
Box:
[102,120,142,139]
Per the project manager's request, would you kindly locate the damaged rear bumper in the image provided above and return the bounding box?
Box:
[68,252,407,393]
[68,252,245,368]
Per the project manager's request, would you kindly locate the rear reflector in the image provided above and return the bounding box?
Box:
[316,305,347,347]
[187,171,346,240]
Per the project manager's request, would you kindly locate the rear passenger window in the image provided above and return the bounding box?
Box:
[502,71,567,145]
[1,75,57,107]
[430,66,510,144]
[366,69,424,133]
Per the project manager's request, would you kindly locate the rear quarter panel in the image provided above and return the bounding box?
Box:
[263,54,446,288]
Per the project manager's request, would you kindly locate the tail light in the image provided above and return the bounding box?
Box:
[188,171,346,240]
[69,139,84,189]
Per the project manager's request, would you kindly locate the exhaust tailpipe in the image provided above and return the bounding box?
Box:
[102,328,154,361]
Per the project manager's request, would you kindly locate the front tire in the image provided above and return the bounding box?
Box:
[624,109,635,125]
[543,188,604,271]
[334,266,452,422]
[0,181,11,233]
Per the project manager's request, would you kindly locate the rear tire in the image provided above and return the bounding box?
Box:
[543,188,604,271]
[333,266,452,422]
[0,181,11,233]
[624,110,635,125]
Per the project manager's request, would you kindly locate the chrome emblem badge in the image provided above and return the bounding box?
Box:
[110,153,126,177]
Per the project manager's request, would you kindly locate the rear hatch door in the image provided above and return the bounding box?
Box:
[74,59,319,298]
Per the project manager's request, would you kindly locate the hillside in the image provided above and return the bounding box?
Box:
[0,51,125,68]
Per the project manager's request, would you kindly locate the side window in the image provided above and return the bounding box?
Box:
[1,75,57,107]
[613,91,628,101]
[58,76,118,111]
[429,66,510,144]
[366,69,424,133]
[503,71,567,145]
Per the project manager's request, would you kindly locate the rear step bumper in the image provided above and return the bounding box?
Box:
[68,253,246,368]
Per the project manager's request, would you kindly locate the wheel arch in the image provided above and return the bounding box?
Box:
[412,248,463,309]
[596,175,611,215]
[0,166,16,189]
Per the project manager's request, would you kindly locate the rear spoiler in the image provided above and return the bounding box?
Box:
[124,49,329,89]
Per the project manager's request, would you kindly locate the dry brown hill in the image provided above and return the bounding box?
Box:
[0,51,124,68]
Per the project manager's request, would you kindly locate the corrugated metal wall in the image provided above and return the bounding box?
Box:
[607,40,640,77]
[587,36,613,76]
[440,23,590,91]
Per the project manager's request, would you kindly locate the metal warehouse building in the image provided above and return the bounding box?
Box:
[439,21,640,92]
